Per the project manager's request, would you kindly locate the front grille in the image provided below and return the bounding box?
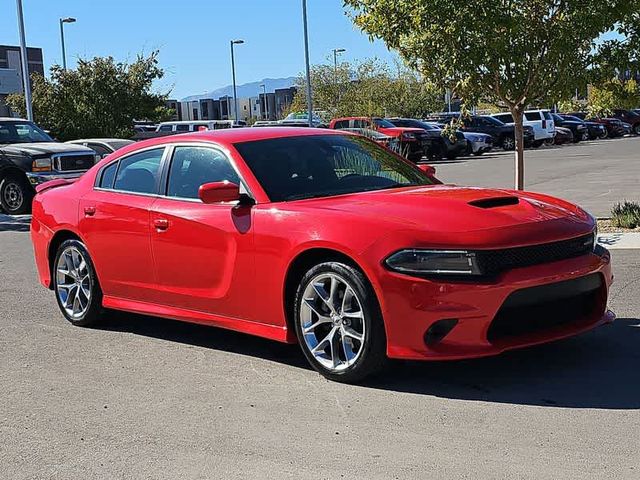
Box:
[54,154,96,172]
[477,233,594,276]
[487,273,604,342]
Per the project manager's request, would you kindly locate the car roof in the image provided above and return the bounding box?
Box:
[67,138,134,143]
[129,127,347,150]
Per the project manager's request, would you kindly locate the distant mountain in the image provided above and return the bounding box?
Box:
[181,77,298,102]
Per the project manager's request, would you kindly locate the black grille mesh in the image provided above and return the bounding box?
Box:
[56,154,96,172]
[477,233,594,276]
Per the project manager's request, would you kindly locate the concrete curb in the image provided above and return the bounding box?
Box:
[598,233,640,250]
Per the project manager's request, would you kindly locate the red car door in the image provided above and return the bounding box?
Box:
[79,147,166,303]
[149,145,256,321]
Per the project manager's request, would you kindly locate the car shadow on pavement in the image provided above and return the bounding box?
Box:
[366,318,640,409]
[98,310,311,370]
[98,311,640,409]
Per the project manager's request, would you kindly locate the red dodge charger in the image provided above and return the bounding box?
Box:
[31,127,614,383]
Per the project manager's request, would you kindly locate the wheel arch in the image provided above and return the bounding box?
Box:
[282,247,385,342]
[47,230,83,290]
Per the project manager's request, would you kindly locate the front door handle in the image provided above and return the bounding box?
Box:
[153,218,169,231]
[83,206,96,216]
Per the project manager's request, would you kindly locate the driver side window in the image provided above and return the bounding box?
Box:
[167,147,240,200]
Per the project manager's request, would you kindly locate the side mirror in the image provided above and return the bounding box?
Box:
[198,181,241,204]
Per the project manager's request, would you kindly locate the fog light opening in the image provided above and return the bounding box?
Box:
[424,319,459,346]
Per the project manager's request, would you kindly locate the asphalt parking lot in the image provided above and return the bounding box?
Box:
[1,241,639,479]
[434,136,640,217]
[1,137,639,479]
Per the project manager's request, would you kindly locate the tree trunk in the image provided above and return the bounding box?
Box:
[511,107,525,190]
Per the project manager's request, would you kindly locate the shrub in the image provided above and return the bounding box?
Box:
[611,201,640,229]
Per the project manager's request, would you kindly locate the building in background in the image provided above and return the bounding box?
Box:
[165,99,182,121]
[0,45,44,117]
[178,86,297,123]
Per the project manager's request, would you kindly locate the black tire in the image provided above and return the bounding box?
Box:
[501,135,515,151]
[446,151,457,160]
[0,174,32,215]
[598,129,608,139]
[427,144,444,162]
[581,131,590,141]
[293,261,387,383]
[634,124,640,135]
[53,239,103,327]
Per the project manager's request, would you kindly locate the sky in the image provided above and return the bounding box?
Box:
[0,0,398,99]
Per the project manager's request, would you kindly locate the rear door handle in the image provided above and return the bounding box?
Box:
[153,218,169,231]
[83,206,96,216]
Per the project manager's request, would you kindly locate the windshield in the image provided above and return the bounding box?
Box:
[234,134,435,202]
[373,118,396,128]
[0,121,53,144]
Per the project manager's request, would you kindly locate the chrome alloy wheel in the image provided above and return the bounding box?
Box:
[3,181,24,211]
[299,273,366,371]
[56,246,92,319]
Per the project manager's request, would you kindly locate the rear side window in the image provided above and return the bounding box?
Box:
[495,113,514,123]
[113,148,164,194]
[175,124,190,132]
[158,125,173,132]
[332,120,349,129]
[99,162,118,189]
[524,112,542,121]
[167,147,240,200]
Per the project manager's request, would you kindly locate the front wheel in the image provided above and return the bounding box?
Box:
[581,131,590,141]
[634,124,640,135]
[501,136,515,150]
[0,174,32,215]
[294,262,387,383]
[53,239,103,327]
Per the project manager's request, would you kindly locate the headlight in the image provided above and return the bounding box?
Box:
[385,249,482,276]
[401,132,416,140]
[32,158,52,172]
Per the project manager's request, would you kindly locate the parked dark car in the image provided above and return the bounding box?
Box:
[387,118,467,160]
[569,113,626,138]
[429,113,534,151]
[552,127,573,145]
[559,114,607,140]
[0,118,97,214]
[611,109,640,134]
[551,113,588,142]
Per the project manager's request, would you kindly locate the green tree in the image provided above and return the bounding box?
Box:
[344,0,637,189]
[289,57,444,119]
[7,51,172,141]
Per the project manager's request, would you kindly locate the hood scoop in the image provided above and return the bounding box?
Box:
[468,196,520,209]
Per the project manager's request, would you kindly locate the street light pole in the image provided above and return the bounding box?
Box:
[59,17,76,71]
[260,84,268,120]
[332,48,345,78]
[302,0,313,127]
[15,0,33,121]
[230,39,244,123]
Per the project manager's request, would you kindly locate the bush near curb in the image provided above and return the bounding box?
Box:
[611,201,640,229]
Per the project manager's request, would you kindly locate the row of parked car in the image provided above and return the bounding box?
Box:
[1,107,637,215]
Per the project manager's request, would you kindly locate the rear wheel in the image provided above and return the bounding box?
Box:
[294,262,387,383]
[427,143,444,162]
[599,129,608,139]
[634,124,640,135]
[0,174,32,215]
[581,131,590,141]
[53,240,103,327]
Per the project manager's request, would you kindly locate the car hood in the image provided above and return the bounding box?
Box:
[0,142,95,157]
[292,185,593,248]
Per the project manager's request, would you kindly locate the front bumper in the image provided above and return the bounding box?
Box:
[374,249,614,360]
[26,171,86,186]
